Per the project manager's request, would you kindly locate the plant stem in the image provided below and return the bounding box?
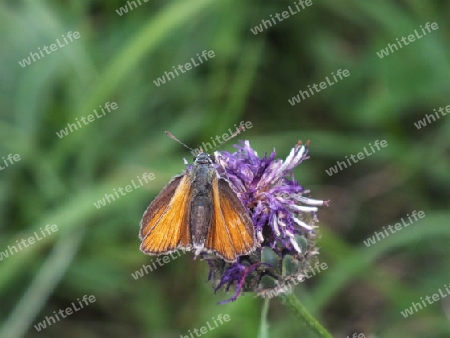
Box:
[258,297,270,338]
[279,292,332,337]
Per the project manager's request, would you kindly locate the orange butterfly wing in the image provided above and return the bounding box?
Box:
[205,178,256,262]
[140,175,192,254]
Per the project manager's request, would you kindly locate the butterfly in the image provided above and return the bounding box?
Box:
[139,132,257,262]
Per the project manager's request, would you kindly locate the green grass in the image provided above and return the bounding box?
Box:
[1,0,450,337]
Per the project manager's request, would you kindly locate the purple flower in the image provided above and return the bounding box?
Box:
[203,141,328,303]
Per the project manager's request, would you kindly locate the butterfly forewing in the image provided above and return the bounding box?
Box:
[140,175,192,253]
[205,177,256,261]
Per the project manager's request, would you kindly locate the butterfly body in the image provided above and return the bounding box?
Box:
[139,152,257,262]
[186,153,215,251]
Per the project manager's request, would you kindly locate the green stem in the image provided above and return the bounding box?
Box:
[278,292,332,338]
[258,297,270,338]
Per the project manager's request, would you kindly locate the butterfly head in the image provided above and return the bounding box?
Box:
[194,152,215,165]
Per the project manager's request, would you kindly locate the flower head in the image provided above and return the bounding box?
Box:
[203,140,328,302]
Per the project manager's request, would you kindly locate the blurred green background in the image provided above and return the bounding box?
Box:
[1,0,450,337]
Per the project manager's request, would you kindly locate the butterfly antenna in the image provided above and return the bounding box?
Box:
[165,131,194,152]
